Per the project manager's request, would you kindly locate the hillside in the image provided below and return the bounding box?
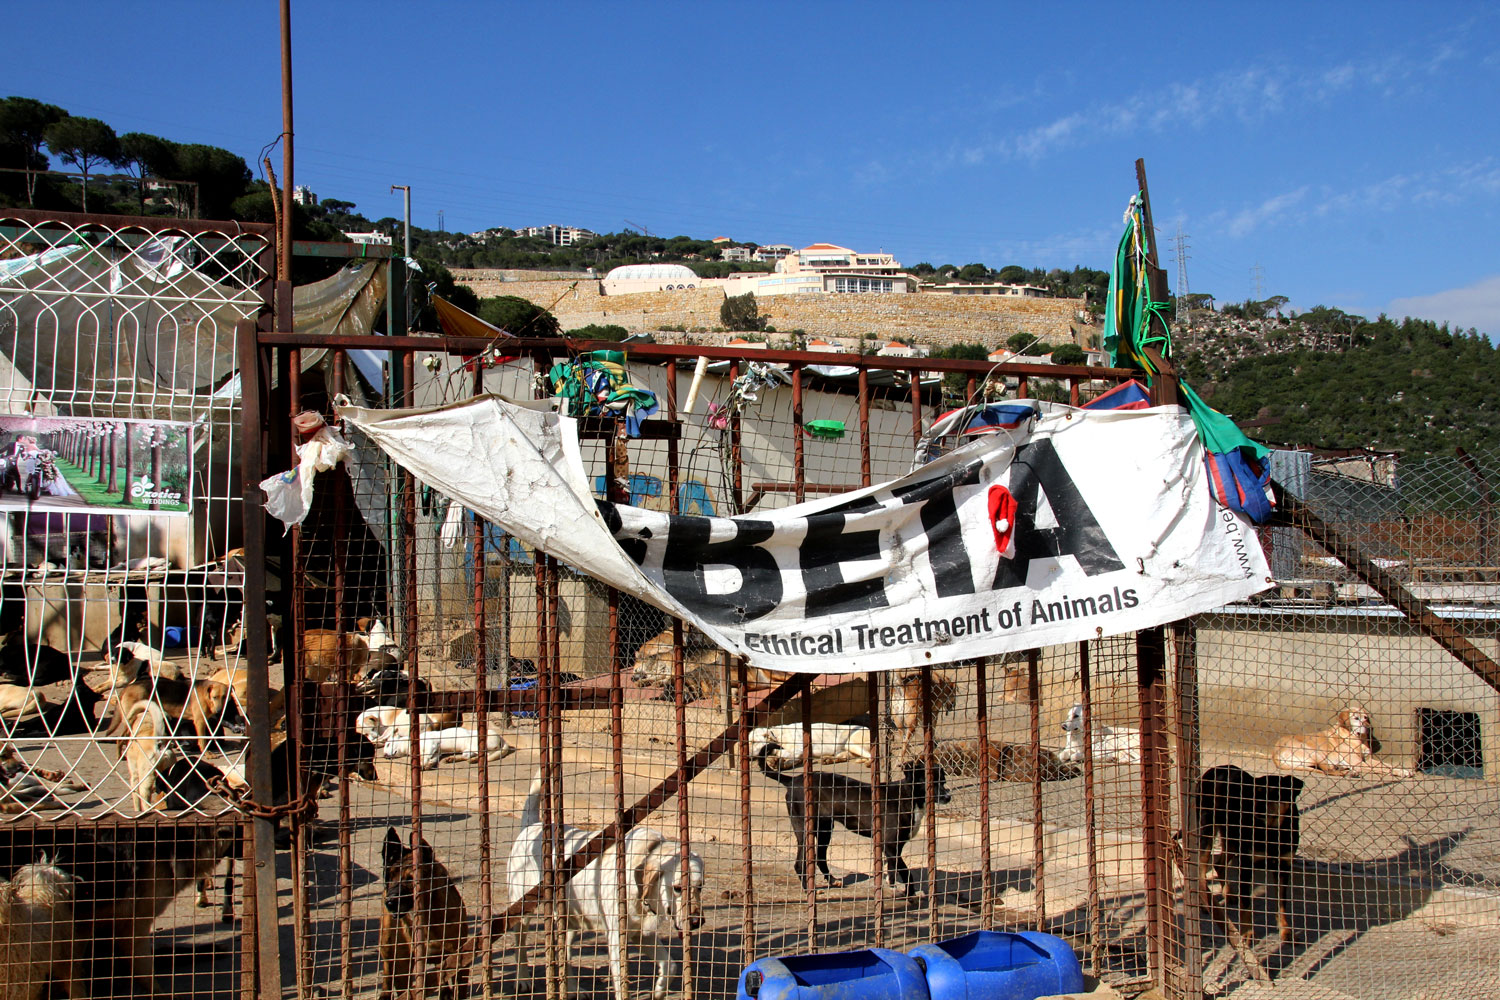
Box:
[1177,311,1499,456]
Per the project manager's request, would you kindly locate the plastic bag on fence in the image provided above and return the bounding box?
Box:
[260,424,353,532]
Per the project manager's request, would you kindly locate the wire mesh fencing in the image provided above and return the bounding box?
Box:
[0,210,271,998]
[257,333,1497,1000]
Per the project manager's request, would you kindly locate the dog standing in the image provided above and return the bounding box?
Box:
[1274,703,1412,777]
[507,774,705,1000]
[379,827,475,1000]
[0,859,86,1000]
[888,671,958,758]
[1188,765,1304,983]
[756,744,951,896]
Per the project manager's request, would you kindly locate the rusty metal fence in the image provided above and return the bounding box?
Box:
[0,208,273,999]
[4,206,1491,1000]
[248,330,1498,1000]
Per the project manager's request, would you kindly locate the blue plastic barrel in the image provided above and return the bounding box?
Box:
[909,930,1083,1000]
[738,948,929,1000]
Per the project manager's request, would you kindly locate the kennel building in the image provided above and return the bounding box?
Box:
[2,206,1497,1000]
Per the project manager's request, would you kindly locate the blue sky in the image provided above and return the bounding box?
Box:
[7,2,1499,336]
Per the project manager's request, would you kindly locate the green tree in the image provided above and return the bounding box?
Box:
[567,323,631,342]
[118,132,175,213]
[43,116,120,211]
[172,143,251,219]
[930,341,990,401]
[0,97,67,205]
[476,295,561,336]
[720,292,765,332]
[997,265,1029,284]
[956,263,991,283]
[1050,343,1087,366]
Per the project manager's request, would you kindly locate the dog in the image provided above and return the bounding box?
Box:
[0,858,86,1000]
[379,827,476,1000]
[0,630,74,688]
[756,743,950,896]
[0,745,87,815]
[750,723,872,768]
[932,738,1080,782]
[1058,703,1142,764]
[5,679,103,740]
[1184,765,1304,982]
[382,726,514,770]
[631,626,789,702]
[507,774,705,1000]
[889,671,958,758]
[356,706,460,746]
[1274,703,1413,777]
[103,656,241,757]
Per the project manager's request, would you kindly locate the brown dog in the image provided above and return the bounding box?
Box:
[0,859,86,1000]
[933,738,1079,782]
[104,658,238,757]
[889,670,959,758]
[379,827,475,1000]
[1274,703,1413,777]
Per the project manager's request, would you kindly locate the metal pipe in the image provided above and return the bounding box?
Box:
[792,366,805,503]
[674,619,695,1000]
[472,361,495,1000]
[1029,648,1045,931]
[922,666,938,939]
[975,657,994,927]
[279,0,294,286]
[801,672,817,950]
[1174,621,1204,997]
[736,655,757,963]
[330,350,353,1000]
[1080,643,1103,977]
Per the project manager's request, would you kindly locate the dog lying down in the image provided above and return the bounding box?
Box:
[507,773,705,1000]
[356,706,461,746]
[382,726,515,770]
[1059,703,1142,764]
[750,723,871,768]
[1274,703,1414,777]
[932,738,1080,782]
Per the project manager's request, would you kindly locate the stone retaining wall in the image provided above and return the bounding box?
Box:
[451,268,1091,349]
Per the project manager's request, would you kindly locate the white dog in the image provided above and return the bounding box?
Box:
[1059,703,1142,764]
[749,723,872,767]
[382,726,514,769]
[355,706,458,746]
[507,774,705,1000]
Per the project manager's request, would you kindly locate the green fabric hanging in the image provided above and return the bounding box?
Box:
[1102,194,1266,460]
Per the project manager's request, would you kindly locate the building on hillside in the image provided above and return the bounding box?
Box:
[721,246,753,263]
[922,281,1049,298]
[753,244,793,262]
[877,341,925,358]
[343,231,393,246]
[726,337,766,349]
[602,263,699,295]
[720,242,917,298]
[516,225,596,246]
[292,185,317,206]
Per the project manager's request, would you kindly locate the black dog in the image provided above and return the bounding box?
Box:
[756,744,951,896]
[1193,765,1304,963]
[0,628,74,687]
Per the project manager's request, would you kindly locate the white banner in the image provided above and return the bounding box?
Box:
[337,395,1271,674]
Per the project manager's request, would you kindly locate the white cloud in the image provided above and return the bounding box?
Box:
[1388,274,1500,337]
[1226,187,1310,238]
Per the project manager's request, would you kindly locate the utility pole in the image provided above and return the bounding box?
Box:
[1172,225,1192,345]
[391,184,411,258]
[1251,262,1265,302]
[437,209,444,233]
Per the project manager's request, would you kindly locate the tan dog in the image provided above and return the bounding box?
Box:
[104,659,237,757]
[302,628,373,685]
[0,686,47,727]
[379,827,475,1000]
[1274,703,1414,777]
[889,670,959,758]
[0,859,86,1000]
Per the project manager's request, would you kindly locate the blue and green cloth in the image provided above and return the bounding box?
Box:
[1103,195,1274,523]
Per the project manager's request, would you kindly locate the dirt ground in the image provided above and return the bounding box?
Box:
[4,665,1497,1000]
